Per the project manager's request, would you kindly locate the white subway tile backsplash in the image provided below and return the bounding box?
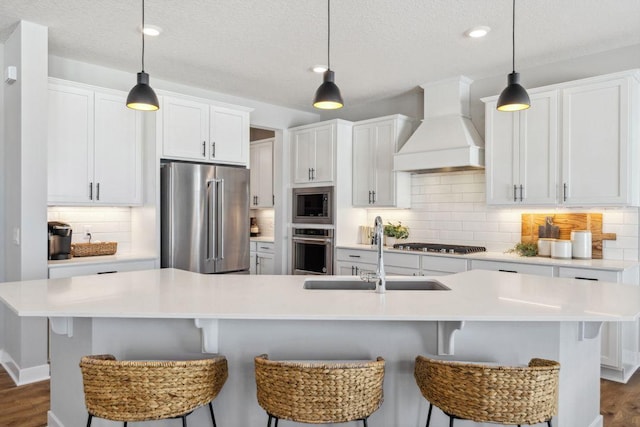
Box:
[365,170,639,259]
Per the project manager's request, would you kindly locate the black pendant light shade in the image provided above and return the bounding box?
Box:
[496,0,530,112]
[127,72,159,111]
[127,0,159,111]
[313,0,343,110]
[497,72,530,112]
[313,70,343,109]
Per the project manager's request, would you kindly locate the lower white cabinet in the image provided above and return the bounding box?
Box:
[469,259,554,277]
[48,259,156,279]
[250,241,275,275]
[421,256,468,276]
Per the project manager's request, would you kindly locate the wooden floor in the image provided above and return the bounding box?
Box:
[0,365,639,426]
[0,367,49,427]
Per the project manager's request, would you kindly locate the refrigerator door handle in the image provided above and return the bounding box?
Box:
[207,180,217,261]
[218,179,225,260]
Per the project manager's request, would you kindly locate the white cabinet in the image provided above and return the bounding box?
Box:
[47,80,142,206]
[469,259,554,277]
[291,123,334,184]
[561,75,639,206]
[483,70,640,207]
[250,241,275,275]
[250,138,274,208]
[48,259,156,279]
[352,115,413,207]
[161,95,250,165]
[420,256,468,276]
[484,90,558,205]
[335,248,420,277]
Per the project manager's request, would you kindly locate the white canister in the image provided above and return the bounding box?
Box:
[551,240,572,259]
[571,230,592,259]
[537,238,555,257]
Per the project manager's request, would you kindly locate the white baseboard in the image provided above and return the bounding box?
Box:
[0,349,50,386]
[47,410,64,427]
[588,414,604,427]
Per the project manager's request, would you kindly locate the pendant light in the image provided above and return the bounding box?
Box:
[127,0,159,111]
[497,0,530,112]
[313,0,344,109]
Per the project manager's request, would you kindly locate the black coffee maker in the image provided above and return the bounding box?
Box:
[48,221,72,260]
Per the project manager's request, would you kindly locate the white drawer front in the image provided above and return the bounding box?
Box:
[558,267,620,283]
[385,252,420,269]
[48,260,156,279]
[336,249,377,264]
[255,242,274,253]
[421,256,468,274]
[470,260,554,277]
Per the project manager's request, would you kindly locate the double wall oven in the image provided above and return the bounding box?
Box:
[291,186,334,275]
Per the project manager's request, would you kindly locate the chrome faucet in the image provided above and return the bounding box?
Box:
[374,216,386,293]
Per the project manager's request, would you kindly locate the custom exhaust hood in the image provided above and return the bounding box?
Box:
[394,76,484,173]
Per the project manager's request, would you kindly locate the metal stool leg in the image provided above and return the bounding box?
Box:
[209,402,217,427]
[123,422,127,427]
[182,415,187,427]
[362,417,368,427]
[548,420,553,427]
[425,403,433,427]
[274,417,279,427]
[267,414,272,427]
[86,414,93,427]
[449,415,454,427]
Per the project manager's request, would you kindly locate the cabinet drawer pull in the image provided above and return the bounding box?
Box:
[575,276,598,281]
[259,246,270,250]
[97,271,118,274]
[498,269,518,274]
[348,255,361,258]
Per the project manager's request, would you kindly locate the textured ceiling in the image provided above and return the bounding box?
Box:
[0,0,639,111]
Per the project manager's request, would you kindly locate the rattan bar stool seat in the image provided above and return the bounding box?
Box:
[79,354,228,427]
[414,355,559,427]
[254,354,385,427]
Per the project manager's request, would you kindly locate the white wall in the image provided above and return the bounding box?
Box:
[365,170,639,260]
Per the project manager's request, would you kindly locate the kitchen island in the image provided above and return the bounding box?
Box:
[1,268,639,427]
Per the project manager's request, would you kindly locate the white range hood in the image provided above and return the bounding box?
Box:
[394,76,484,173]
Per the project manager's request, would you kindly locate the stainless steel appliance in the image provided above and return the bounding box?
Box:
[392,242,486,254]
[292,186,334,224]
[48,221,72,260]
[291,228,334,275]
[161,161,250,274]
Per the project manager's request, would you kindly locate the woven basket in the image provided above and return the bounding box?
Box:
[254,354,385,424]
[79,354,228,422]
[71,242,117,257]
[414,356,559,425]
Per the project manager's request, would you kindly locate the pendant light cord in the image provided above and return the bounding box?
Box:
[327,0,331,70]
[141,0,146,72]
[511,0,515,73]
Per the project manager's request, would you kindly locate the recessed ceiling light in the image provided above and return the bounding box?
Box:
[141,25,162,36]
[465,26,491,38]
[312,65,328,73]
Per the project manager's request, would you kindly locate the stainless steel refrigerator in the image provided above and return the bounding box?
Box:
[161,161,250,274]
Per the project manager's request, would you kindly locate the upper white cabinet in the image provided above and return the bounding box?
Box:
[484,91,558,205]
[250,138,274,208]
[483,70,640,207]
[561,76,638,206]
[161,94,250,166]
[352,115,414,208]
[291,123,335,184]
[48,79,142,206]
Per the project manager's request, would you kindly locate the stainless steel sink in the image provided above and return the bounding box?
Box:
[303,278,450,291]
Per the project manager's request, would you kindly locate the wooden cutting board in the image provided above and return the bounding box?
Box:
[521,213,616,259]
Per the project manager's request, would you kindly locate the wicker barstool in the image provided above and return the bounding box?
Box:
[254,354,385,427]
[79,354,228,427]
[414,355,559,427]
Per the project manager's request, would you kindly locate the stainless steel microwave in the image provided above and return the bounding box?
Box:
[292,186,334,224]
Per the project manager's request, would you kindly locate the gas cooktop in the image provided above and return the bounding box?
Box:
[391,243,487,255]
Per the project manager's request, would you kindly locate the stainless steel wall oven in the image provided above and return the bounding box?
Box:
[291,228,334,275]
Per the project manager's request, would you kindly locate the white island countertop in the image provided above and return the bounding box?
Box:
[1,268,639,322]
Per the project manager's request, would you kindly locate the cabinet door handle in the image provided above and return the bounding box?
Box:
[308,168,311,180]
[368,191,372,204]
[563,183,568,202]
[372,191,376,203]
[575,277,598,281]
[272,195,275,205]
[519,185,523,202]
[212,142,216,157]
[96,183,100,201]
[498,269,518,274]
[255,195,259,205]
[351,266,355,275]
[311,168,315,180]
[89,182,93,200]
[355,266,359,275]
[202,141,206,157]
[513,185,517,202]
